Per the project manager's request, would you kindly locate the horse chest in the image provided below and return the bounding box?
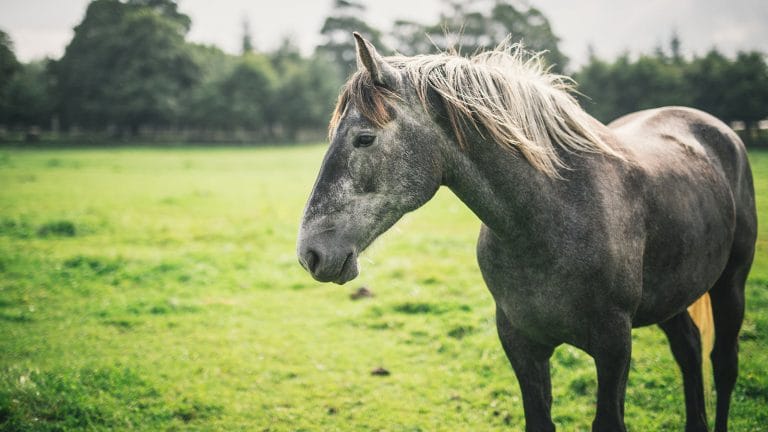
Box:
[476,226,598,346]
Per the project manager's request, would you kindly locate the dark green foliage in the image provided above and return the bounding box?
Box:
[574,37,768,140]
[316,0,385,78]
[0,30,22,126]
[392,0,568,72]
[683,50,731,121]
[720,52,768,137]
[212,53,277,133]
[241,17,254,55]
[1,1,346,141]
[490,2,568,70]
[1,1,766,145]
[180,38,339,140]
[177,43,236,131]
[1,5,351,140]
[274,54,343,139]
[50,0,199,133]
[125,0,191,31]
[3,60,54,129]
[0,30,19,82]
[576,52,689,122]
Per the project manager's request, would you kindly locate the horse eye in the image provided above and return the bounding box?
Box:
[353,134,376,148]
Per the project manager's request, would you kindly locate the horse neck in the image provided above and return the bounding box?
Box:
[442,133,561,239]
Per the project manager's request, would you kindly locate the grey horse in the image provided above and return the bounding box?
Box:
[297,33,756,432]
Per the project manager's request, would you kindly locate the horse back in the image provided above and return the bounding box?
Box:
[609,106,754,222]
[610,107,750,192]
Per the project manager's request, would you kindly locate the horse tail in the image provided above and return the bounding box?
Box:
[687,292,714,413]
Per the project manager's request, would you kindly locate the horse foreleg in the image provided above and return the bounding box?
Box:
[495,306,556,432]
[659,312,709,431]
[589,312,632,432]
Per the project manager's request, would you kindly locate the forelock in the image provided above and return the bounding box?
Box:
[328,70,398,139]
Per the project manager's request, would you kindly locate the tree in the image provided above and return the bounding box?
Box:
[574,41,768,143]
[274,54,342,140]
[217,53,278,134]
[684,48,768,142]
[391,19,435,56]
[317,0,384,78]
[0,30,19,85]
[177,43,236,132]
[0,29,21,127]
[270,36,302,73]
[242,16,254,54]
[489,2,567,70]
[573,52,617,122]
[181,35,340,141]
[722,52,768,140]
[670,31,682,64]
[4,60,53,129]
[427,1,490,54]
[124,0,191,30]
[684,49,731,121]
[51,0,199,134]
[575,51,690,123]
[391,0,567,71]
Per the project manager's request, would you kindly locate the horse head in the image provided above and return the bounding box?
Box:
[297,33,446,284]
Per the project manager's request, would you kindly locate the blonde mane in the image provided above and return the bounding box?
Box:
[330,43,622,177]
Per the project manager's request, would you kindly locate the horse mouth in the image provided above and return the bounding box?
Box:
[335,252,359,285]
[302,249,358,285]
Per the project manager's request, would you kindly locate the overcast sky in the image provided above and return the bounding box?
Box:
[1,0,766,69]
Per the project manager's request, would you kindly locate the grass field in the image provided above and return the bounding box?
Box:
[0,145,766,431]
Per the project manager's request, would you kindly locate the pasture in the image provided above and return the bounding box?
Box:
[0,145,766,431]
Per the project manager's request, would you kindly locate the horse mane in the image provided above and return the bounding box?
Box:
[330,42,622,177]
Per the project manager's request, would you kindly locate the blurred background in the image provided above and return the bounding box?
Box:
[1,0,767,145]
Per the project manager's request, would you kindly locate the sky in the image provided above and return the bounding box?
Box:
[1,0,767,69]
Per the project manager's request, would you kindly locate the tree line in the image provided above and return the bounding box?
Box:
[0,0,766,144]
[576,35,768,143]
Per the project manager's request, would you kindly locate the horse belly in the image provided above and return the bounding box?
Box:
[633,174,735,326]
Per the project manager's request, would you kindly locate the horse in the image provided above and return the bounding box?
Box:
[296,33,756,432]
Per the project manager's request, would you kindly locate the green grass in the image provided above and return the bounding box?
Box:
[0,145,767,431]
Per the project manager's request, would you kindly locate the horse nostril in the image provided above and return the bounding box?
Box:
[305,249,320,273]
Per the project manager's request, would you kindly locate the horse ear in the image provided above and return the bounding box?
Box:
[353,32,398,88]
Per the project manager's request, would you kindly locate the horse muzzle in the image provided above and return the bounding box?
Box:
[297,233,359,285]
